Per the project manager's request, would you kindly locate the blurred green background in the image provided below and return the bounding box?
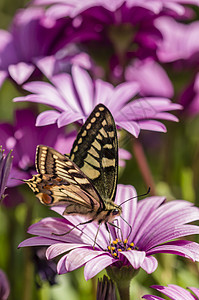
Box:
[0,0,199,299]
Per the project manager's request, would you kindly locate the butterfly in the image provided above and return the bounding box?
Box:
[24,104,122,231]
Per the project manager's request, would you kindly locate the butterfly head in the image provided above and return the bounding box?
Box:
[103,201,122,223]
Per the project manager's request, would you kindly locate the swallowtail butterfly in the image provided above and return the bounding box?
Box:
[25,104,121,227]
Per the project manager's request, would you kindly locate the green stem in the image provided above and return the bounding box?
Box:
[106,266,139,300]
[116,280,130,300]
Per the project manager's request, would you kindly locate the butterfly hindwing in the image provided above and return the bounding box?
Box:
[70,104,118,203]
[25,173,102,213]
[33,146,103,211]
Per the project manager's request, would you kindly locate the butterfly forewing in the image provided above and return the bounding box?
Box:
[70,104,118,203]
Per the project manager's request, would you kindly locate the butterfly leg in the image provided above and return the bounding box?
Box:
[105,222,112,249]
[108,220,123,241]
[52,218,94,237]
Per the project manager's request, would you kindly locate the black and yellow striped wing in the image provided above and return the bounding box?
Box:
[70,104,118,203]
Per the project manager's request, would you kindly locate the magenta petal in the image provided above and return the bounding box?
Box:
[65,248,104,272]
[119,148,132,160]
[149,112,179,122]
[84,254,117,280]
[23,81,68,110]
[8,62,35,85]
[51,73,83,112]
[116,120,140,137]
[57,255,68,274]
[35,55,56,78]
[57,110,84,127]
[145,224,199,251]
[0,270,10,300]
[18,236,57,247]
[36,110,60,126]
[141,256,158,274]
[115,185,137,238]
[72,66,94,115]
[147,240,199,261]
[27,217,87,243]
[110,82,140,114]
[138,120,167,132]
[46,243,88,259]
[121,250,145,269]
[188,287,199,298]
[132,196,165,243]
[94,79,113,106]
[151,284,195,300]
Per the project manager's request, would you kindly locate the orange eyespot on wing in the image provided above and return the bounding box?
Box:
[40,193,53,205]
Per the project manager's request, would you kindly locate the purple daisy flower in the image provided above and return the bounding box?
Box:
[28,0,195,85]
[14,66,181,137]
[143,284,199,300]
[19,184,199,280]
[0,146,13,201]
[0,109,76,186]
[155,17,199,63]
[0,270,10,300]
[0,7,82,87]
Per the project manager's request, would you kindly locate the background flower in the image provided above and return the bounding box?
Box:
[0,270,10,300]
[97,275,117,300]
[14,65,181,137]
[0,7,80,86]
[0,146,13,201]
[0,109,76,186]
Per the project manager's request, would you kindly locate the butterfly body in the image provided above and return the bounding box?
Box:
[25,104,121,225]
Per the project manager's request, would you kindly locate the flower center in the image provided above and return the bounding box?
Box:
[107,239,138,258]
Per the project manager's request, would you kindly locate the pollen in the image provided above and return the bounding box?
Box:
[107,238,137,259]
[112,240,118,245]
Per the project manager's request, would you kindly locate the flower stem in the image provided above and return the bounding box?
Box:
[106,266,139,300]
[132,138,156,195]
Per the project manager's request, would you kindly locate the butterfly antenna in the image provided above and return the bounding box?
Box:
[119,187,150,207]
[119,215,132,238]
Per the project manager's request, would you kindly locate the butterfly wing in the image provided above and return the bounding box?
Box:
[33,145,104,212]
[70,104,118,203]
[25,173,102,215]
